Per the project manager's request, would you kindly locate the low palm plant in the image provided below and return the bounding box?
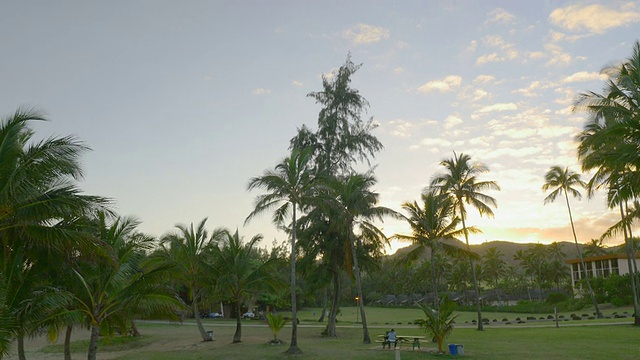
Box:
[415,296,458,354]
[266,313,287,344]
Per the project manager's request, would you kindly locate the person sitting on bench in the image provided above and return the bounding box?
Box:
[384,329,398,349]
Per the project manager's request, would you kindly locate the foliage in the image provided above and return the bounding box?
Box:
[266,313,287,343]
[415,297,458,353]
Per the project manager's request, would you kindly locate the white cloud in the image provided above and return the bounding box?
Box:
[513,81,543,97]
[251,88,271,95]
[444,115,463,129]
[477,52,502,65]
[479,102,518,113]
[562,71,608,83]
[486,8,516,25]
[417,75,462,93]
[476,35,519,64]
[467,40,478,52]
[343,23,390,44]
[393,67,405,74]
[474,74,495,83]
[473,89,489,101]
[412,137,452,151]
[388,119,415,138]
[545,42,572,66]
[291,80,303,87]
[550,3,640,34]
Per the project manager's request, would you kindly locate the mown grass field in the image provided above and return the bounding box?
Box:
[15,306,640,359]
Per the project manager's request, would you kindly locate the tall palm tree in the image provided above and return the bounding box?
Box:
[209,229,282,343]
[246,147,317,354]
[330,172,398,343]
[542,166,601,317]
[0,108,107,358]
[158,218,222,341]
[574,41,640,324]
[430,152,499,331]
[395,189,472,308]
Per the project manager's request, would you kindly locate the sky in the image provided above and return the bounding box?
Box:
[2,0,640,254]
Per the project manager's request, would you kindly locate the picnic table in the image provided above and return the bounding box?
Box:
[377,334,426,350]
[397,335,426,350]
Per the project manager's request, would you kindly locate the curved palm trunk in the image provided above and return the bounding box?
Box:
[286,207,302,354]
[233,303,242,343]
[564,192,601,318]
[318,287,327,322]
[87,324,100,360]
[193,297,211,341]
[459,205,483,331]
[349,235,370,344]
[623,202,640,312]
[620,203,640,326]
[64,325,73,360]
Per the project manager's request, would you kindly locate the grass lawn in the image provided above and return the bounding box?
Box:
[14,306,640,359]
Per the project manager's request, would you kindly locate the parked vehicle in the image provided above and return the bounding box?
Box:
[209,312,223,318]
[242,311,255,319]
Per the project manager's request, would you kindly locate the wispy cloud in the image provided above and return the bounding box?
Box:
[476,35,519,64]
[444,114,463,129]
[343,23,390,44]
[562,71,608,83]
[485,8,516,25]
[479,102,518,113]
[550,3,640,34]
[251,88,271,95]
[387,119,415,138]
[291,80,303,87]
[417,75,462,93]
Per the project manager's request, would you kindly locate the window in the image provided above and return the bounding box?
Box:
[611,258,619,275]
[595,260,604,277]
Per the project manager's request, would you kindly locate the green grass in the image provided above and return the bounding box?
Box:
[24,306,640,360]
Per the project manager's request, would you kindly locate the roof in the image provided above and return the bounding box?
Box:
[565,252,640,264]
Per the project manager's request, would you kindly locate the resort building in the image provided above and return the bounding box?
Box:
[565,253,640,292]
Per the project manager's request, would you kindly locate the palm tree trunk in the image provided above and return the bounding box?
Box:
[318,286,327,322]
[286,207,302,354]
[620,203,640,326]
[349,235,370,344]
[130,321,141,337]
[459,206,483,331]
[87,324,100,360]
[17,335,25,360]
[623,201,640,312]
[326,264,340,338]
[233,303,242,343]
[64,325,73,360]
[565,192,601,318]
[193,297,211,341]
[431,249,439,308]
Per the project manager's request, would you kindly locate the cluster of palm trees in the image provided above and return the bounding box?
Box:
[569,40,640,325]
[246,56,396,352]
[0,110,283,359]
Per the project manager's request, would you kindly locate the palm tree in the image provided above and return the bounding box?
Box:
[395,189,471,308]
[482,247,506,305]
[329,172,398,344]
[209,229,282,343]
[246,147,318,354]
[542,166,601,317]
[430,152,499,330]
[158,218,222,341]
[575,41,640,324]
[584,238,608,257]
[72,212,182,360]
[0,108,107,358]
[415,296,458,354]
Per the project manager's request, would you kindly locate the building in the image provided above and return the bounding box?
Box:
[565,253,640,292]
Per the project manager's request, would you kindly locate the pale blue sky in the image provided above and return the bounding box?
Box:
[2,1,639,253]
